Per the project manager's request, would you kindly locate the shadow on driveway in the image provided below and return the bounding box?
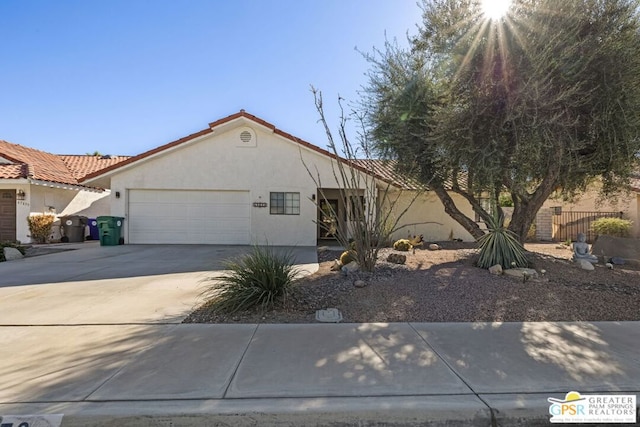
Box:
[0,244,317,287]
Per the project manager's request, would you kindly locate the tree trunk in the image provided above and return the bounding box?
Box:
[432,186,485,240]
[509,202,537,243]
[508,167,560,243]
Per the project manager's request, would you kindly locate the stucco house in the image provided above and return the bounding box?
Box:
[80,111,477,246]
[0,140,129,243]
[535,178,640,242]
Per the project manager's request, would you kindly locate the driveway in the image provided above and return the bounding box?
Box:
[0,243,318,325]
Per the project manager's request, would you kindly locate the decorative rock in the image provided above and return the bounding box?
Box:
[353,280,367,288]
[429,244,440,250]
[606,263,614,270]
[3,247,24,261]
[341,261,360,275]
[488,264,503,275]
[386,253,407,264]
[315,308,343,323]
[610,256,625,265]
[578,259,595,271]
[503,268,539,279]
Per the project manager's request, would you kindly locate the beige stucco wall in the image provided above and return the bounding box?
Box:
[542,183,639,238]
[385,191,476,243]
[107,120,370,246]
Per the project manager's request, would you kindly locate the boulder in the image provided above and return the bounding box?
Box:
[341,261,360,275]
[609,256,625,265]
[3,247,24,261]
[353,280,367,288]
[488,264,503,275]
[592,235,640,266]
[578,259,595,271]
[386,253,407,264]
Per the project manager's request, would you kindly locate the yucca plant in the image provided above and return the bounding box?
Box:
[202,246,299,314]
[477,214,528,269]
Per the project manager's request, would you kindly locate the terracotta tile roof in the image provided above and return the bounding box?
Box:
[0,139,77,185]
[60,155,132,180]
[0,164,28,179]
[351,159,425,190]
[0,139,130,187]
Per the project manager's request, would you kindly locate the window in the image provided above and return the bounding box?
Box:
[270,192,300,215]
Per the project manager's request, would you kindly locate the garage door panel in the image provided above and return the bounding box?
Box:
[128,190,250,244]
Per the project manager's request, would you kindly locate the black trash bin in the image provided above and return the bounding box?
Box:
[96,216,124,246]
[60,215,88,243]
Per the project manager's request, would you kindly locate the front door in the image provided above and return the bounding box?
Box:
[318,199,339,239]
[0,190,16,242]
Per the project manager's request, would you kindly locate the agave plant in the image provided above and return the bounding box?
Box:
[202,245,299,314]
[477,214,528,269]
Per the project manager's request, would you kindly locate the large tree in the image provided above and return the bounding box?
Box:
[364,0,640,242]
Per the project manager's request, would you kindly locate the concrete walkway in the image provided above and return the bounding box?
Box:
[1,245,638,426]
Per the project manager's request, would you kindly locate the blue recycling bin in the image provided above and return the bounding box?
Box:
[88,218,100,240]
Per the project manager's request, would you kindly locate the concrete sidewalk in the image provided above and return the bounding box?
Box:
[2,321,639,426]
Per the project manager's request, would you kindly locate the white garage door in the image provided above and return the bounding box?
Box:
[128,190,250,244]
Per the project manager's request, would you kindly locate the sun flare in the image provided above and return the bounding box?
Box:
[480,0,511,20]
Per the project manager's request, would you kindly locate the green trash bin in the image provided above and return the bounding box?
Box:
[96,216,124,246]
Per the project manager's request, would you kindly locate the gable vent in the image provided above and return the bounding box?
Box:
[240,130,252,143]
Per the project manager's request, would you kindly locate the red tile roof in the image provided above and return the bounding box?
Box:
[0,164,28,179]
[0,139,129,187]
[60,155,132,180]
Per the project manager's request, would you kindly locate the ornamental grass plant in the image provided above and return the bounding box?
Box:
[202,245,299,314]
[477,214,529,269]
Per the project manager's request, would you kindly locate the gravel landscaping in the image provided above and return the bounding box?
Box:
[184,242,640,324]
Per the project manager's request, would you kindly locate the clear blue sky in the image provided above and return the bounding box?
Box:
[0,0,419,156]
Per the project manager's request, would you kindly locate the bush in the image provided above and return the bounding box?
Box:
[27,214,56,243]
[0,242,25,262]
[499,194,514,207]
[590,217,632,238]
[202,246,299,314]
[393,239,412,251]
[477,216,528,269]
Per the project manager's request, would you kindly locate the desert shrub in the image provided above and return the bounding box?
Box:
[202,246,299,314]
[499,194,514,207]
[340,250,357,265]
[477,215,528,269]
[27,214,56,243]
[0,242,25,262]
[393,239,412,251]
[590,217,632,238]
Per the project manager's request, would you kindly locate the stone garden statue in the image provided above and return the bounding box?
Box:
[572,233,598,263]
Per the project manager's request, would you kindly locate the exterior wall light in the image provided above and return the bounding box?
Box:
[16,190,26,200]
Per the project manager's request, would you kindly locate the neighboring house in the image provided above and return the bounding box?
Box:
[0,139,129,243]
[535,179,640,242]
[80,110,477,246]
